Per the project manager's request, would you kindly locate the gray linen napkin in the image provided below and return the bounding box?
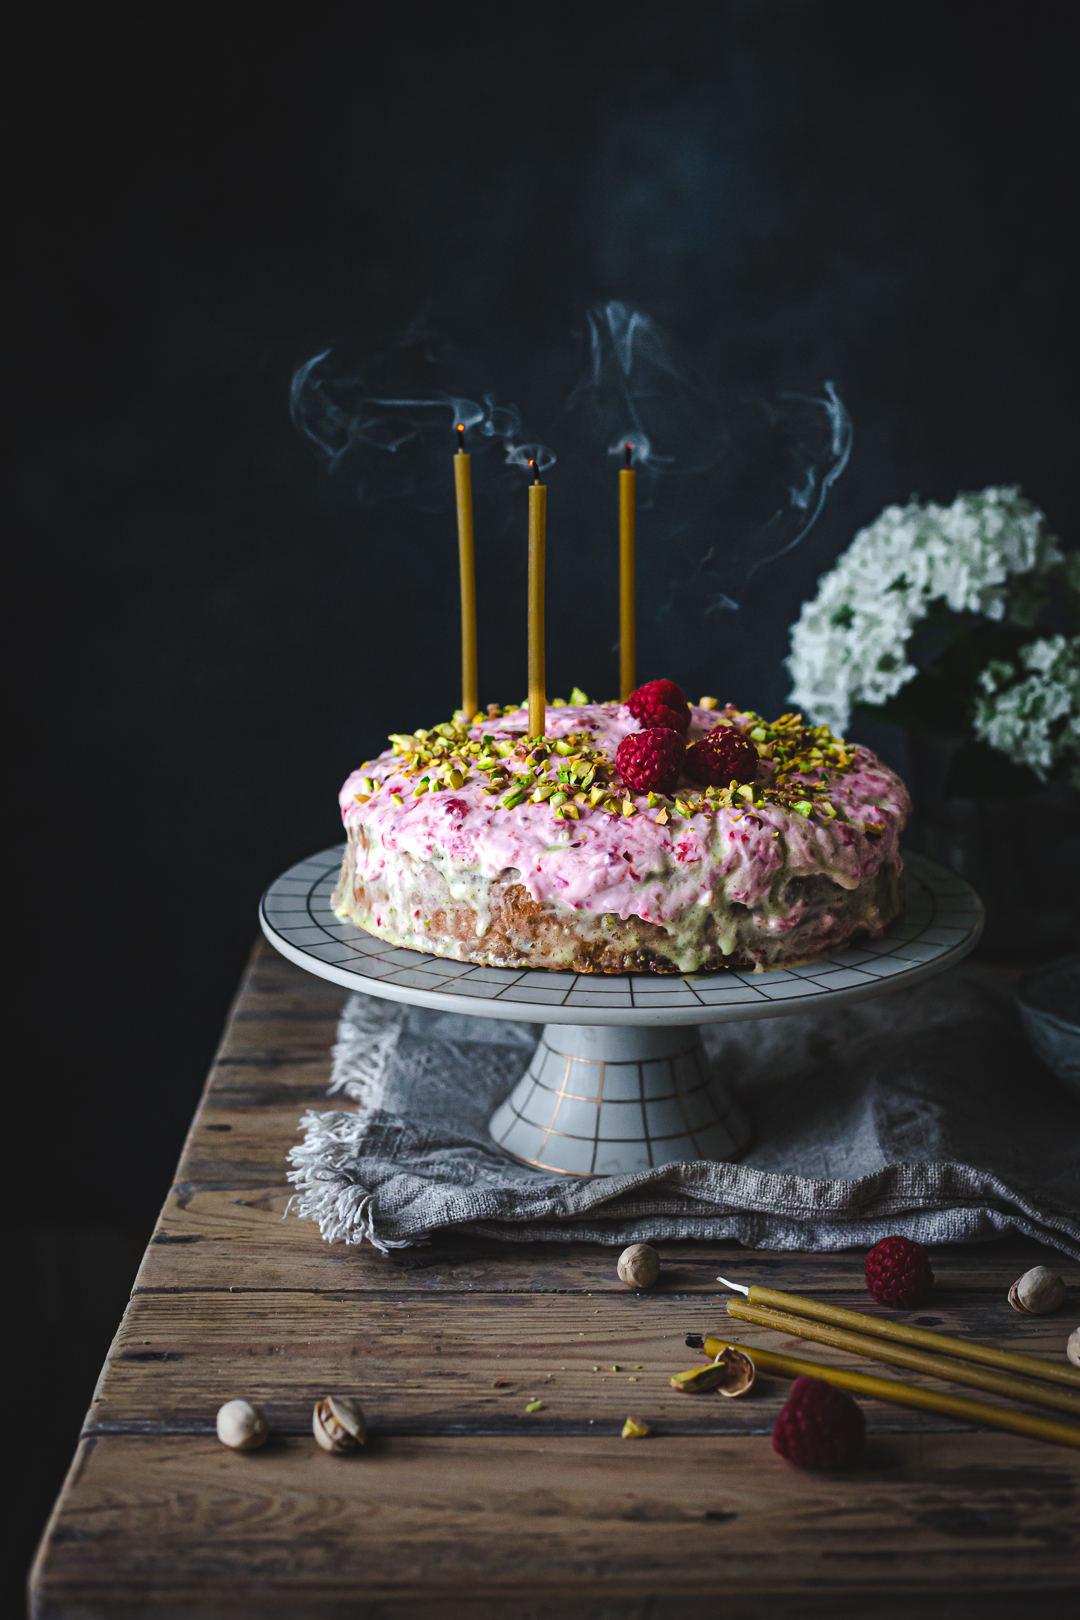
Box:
[286,965,1080,1255]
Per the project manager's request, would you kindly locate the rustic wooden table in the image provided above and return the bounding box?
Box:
[31,940,1080,1619]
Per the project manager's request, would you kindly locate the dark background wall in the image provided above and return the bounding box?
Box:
[8,0,1076,1600]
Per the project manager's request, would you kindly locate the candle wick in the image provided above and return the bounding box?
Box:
[457,423,465,452]
[624,443,632,469]
[530,458,540,483]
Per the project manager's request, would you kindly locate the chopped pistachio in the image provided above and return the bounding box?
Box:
[525,1399,543,1413]
[558,803,580,819]
[390,793,404,808]
[569,687,589,705]
[553,740,574,756]
[413,779,430,797]
[655,806,669,825]
[501,788,527,809]
[550,791,568,808]
[621,1416,650,1438]
[588,786,606,807]
[621,799,636,816]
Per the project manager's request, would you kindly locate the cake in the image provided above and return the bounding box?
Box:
[332,683,910,974]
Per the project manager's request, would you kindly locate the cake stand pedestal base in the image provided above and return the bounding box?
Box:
[488,1022,751,1177]
[260,846,982,1177]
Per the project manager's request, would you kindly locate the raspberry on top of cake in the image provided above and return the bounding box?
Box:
[333,680,910,974]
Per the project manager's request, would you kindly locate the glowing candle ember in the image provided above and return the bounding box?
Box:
[454,423,479,719]
[528,460,547,739]
[619,443,636,700]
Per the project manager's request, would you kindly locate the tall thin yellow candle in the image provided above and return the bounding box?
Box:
[527,462,547,739]
[453,424,478,719]
[619,444,636,700]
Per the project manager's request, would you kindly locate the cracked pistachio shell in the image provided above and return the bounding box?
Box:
[670,1349,755,1396]
[617,1243,660,1289]
[313,1395,367,1453]
[1009,1266,1066,1315]
[216,1399,268,1451]
[712,1347,756,1397]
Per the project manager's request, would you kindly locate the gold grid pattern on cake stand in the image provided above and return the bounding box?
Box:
[260,847,981,1174]
[260,846,983,1027]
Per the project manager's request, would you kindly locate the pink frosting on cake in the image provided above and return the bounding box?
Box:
[339,704,908,934]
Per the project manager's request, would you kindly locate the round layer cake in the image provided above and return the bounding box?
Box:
[332,694,909,974]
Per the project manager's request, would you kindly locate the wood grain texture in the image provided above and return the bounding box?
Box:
[31,1433,1080,1618]
[89,1288,1079,1438]
[31,939,1080,1617]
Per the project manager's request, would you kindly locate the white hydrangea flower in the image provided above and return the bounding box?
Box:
[972,634,1080,783]
[786,487,1061,732]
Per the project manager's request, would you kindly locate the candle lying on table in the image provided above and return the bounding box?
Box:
[715,1276,1080,1390]
[720,1299,1080,1418]
[694,1334,1080,1451]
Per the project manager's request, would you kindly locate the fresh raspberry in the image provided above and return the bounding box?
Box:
[864,1236,934,1307]
[625,678,691,733]
[772,1376,866,1470]
[615,727,685,793]
[685,725,759,786]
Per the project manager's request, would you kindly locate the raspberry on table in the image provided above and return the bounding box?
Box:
[864,1236,934,1308]
[625,678,691,733]
[685,725,759,786]
[772,1376,866,1470]
[615,728,685,793]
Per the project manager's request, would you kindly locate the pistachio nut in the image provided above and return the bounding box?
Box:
[1009,1265,1066,1315]
[313,1395,367,1454]
[621,1415,650,1438]
[670,1363,734,1393]
[216,1399,268,1451]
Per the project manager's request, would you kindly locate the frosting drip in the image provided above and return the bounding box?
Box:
[338,703,909,936]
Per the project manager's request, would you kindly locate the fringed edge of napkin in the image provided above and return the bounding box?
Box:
[285,995,416,1251]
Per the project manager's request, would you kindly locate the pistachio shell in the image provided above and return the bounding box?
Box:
[313,1395,367,1453]
[616,1243,660,1289]
[1010,1266,1066,1315]
[216,1399,268,1451]
[713,1347,756,1397]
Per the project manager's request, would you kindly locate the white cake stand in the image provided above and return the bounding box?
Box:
[260,848,982,1177]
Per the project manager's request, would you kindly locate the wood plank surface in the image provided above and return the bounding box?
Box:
[33,1434,1080,1618]
[31,939,1080,1617]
